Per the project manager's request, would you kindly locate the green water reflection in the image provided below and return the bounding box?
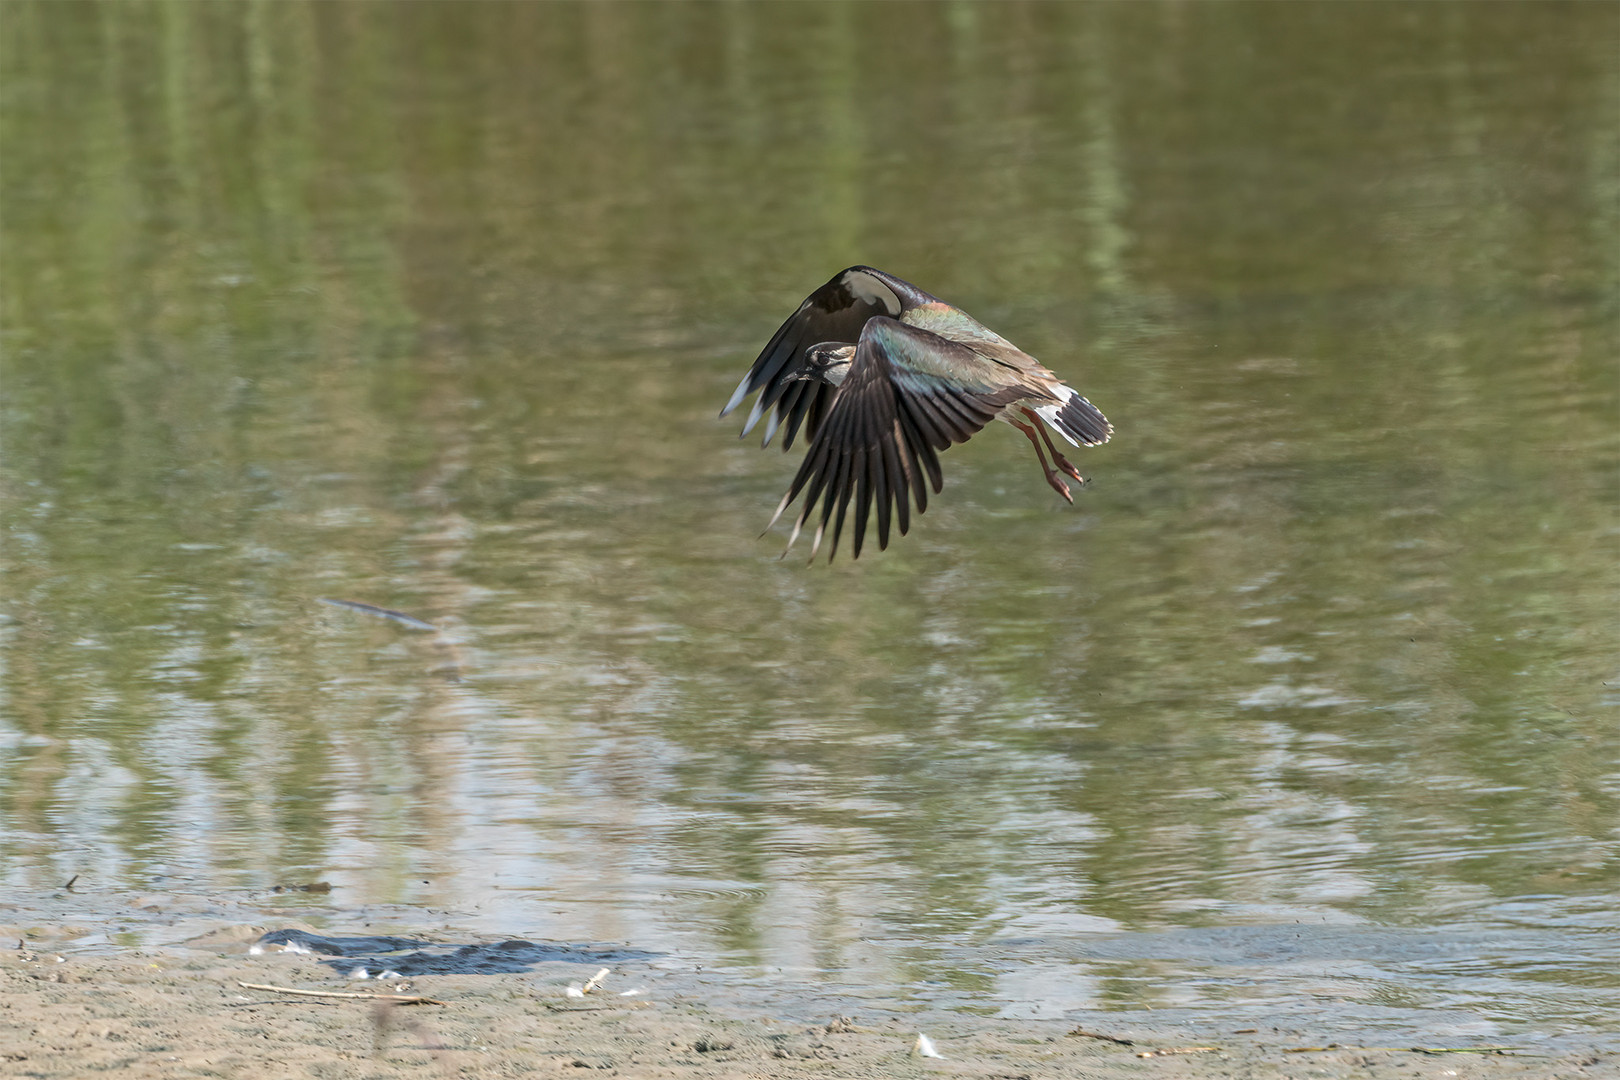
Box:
[2,0,1617,1022]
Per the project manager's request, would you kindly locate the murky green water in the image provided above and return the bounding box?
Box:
[3,0,1617,1038]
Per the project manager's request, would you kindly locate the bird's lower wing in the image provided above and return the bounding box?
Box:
[769,318,1026,561]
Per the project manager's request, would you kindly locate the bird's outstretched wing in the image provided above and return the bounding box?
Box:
[767,317,1030,561]
[720,266,941,449]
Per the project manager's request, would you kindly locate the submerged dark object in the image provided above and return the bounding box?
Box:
[722,266,1111,560]
[317,597,437,631]
[256,929,656,976]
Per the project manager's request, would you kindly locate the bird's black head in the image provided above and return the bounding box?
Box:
[801,342,856,386]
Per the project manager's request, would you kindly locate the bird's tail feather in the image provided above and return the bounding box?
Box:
[1041,393,1112,448]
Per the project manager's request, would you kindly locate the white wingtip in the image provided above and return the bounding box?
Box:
[739,396,767,437]
[808,519,826,562]
[720,376,753,418]
[764,490,795,533]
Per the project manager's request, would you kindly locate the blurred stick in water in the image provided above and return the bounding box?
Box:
[317,597,464,681]
[317,597,438,631]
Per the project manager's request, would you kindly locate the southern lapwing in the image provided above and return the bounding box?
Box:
[721,266,1111,560]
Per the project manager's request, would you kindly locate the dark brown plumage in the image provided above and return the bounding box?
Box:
[722,266,1112,560]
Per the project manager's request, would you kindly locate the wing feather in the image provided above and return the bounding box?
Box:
[903,387,957,451]
[869,432,891,551]
[721,267,942,449]
[894,400,942,497]
[878,433,906,540]
[774,317,1028,560]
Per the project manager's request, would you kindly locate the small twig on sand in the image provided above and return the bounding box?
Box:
[1068,1027,1134,1046]
[1136,1046,1218,1058]
[236,981,444,1006]
[1286,1044,1528,1057]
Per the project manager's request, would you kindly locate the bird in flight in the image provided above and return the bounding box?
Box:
[721,266,1112,561]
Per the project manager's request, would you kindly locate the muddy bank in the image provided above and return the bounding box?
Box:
[4,933,1611,1080]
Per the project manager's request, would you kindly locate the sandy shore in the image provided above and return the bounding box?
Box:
[4,936,1611,1080]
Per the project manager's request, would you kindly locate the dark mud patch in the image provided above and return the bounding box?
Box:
[257,927,659,976]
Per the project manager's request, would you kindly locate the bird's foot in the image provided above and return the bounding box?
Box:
[1046,470,1075,504]
[1051,450,1085,483]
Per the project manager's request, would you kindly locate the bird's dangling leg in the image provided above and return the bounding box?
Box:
[1010,416,1073,504]
[1022,408,1085,484]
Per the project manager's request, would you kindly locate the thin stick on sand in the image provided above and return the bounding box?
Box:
[1069,1027,1134,1046]
[236,981,445,1006]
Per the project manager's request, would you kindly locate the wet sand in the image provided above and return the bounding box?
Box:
[5,931,1611,1080]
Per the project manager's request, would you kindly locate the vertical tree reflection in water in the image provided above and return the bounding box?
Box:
[1,1,1616,1022]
